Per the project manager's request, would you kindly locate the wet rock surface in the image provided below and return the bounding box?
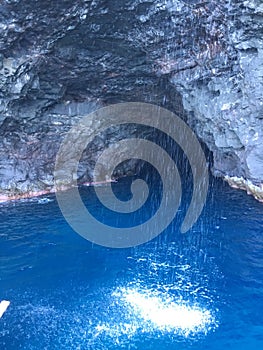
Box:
[0,0,262,198]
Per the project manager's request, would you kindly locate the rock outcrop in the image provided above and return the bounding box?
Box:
[168,0,263,200]
[0,0,262,200]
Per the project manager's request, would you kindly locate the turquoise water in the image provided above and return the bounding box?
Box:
[0,176,263,349]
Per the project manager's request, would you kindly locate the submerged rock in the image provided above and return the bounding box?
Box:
[0,0,262,199]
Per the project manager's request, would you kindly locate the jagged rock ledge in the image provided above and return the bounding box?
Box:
[0,188,55,204]
[224,176,263,202]
[0,179,116,204]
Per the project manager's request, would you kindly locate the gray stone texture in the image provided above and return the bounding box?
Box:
[0,0,262,197]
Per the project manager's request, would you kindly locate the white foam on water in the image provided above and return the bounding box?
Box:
[37,197,54,204]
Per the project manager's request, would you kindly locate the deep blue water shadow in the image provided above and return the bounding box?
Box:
[0,175,262,349]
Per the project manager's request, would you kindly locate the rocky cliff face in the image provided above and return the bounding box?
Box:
[0,0,262,200]
[168,0,263,200]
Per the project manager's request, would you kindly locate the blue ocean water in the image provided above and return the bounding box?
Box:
[0,175,263,349]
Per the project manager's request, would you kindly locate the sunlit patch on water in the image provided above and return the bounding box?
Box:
[94,286,218,341]
[0,280,218,348]
[0,235,220,349]
[122,288,215,335]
